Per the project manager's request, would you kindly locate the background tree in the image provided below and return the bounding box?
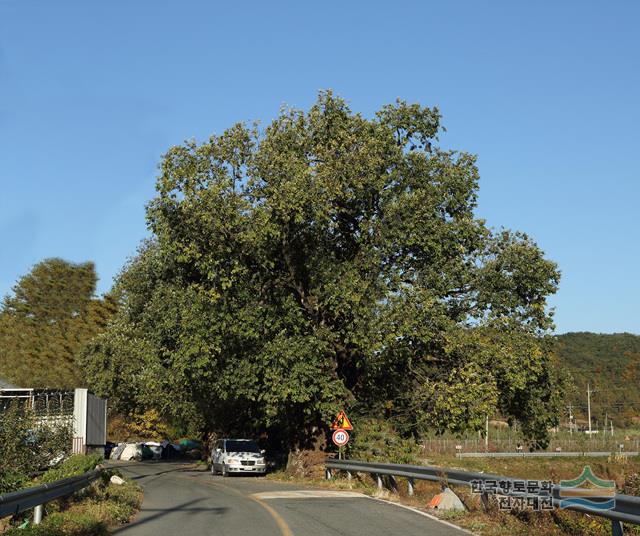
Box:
[0,258,116,388]
[81,92,562,449]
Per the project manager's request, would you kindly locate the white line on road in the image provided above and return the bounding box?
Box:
[363,496,475,535]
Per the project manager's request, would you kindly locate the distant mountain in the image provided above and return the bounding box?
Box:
[555,332,640,428]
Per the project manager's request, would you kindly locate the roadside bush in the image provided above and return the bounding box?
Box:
[39,454,102,484]
[0,471,29,495]
[347,418,421,464]
[0,403,72,493]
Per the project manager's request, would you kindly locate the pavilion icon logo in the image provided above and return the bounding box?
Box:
[559,466,616,511]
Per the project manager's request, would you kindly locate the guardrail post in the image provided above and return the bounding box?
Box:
[375,474,383,490]
[325,468,332,480]
[33,504,43,525]
[388,475,398,493]
[407,478,414,496]
[346,471,352,481]
[480,492,489,512]
[611,520,624,536]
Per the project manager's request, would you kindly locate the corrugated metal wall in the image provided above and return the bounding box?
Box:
[86,392,107,446]
[73,388,107,453]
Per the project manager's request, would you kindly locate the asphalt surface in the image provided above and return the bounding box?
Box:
[111,461,469,536]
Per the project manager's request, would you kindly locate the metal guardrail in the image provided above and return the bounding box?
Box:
[0,469,102,522]
[326,459,640,535]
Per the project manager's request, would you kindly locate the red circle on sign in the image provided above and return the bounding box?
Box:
[332,428,349,446]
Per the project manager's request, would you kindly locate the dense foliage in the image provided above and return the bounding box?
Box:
[0,403,72,493]
[81,92,562,449]
[556,332,640,427]
[0,259,117,388]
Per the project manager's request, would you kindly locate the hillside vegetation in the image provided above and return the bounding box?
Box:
[555,332,640,427]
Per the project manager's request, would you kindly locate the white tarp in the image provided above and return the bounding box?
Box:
[110,443,126,460]
[119,443,142,461]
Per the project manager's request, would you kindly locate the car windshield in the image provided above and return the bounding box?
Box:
[226,440,260,453]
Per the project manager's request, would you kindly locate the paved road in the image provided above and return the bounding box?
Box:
[111,461,469,536]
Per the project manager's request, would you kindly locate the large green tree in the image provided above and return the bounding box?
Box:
[0,258,116,388]
[82,92,562,448]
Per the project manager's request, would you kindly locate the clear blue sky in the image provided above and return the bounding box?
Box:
[0,1,638,334]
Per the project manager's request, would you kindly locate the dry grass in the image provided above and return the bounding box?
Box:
[424,453,640,490]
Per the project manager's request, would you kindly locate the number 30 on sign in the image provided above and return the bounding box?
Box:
[332,428,349,446]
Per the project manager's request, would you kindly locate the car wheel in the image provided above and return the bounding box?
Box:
[221,463,228,477]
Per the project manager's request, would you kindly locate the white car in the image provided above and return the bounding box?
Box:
[210,438,266,476]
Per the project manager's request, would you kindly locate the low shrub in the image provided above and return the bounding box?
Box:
[0,403,72,494]
[0,470,29,496]
[40,455,103,484]
[347,418,421,464]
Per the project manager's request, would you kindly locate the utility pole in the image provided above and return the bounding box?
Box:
[485,415,489,451]
[587,384,593,436]
[567,405,574,435]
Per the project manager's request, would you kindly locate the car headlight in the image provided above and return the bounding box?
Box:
[257,458,265,464]
[227,458,241,464]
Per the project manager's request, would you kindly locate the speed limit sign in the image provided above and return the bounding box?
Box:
[332,428,349,446]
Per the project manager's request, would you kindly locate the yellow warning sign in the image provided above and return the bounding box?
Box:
[330,410,353,430]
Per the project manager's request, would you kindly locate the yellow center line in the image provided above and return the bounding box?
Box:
[173,470,294,536]
[250,495,294,536]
